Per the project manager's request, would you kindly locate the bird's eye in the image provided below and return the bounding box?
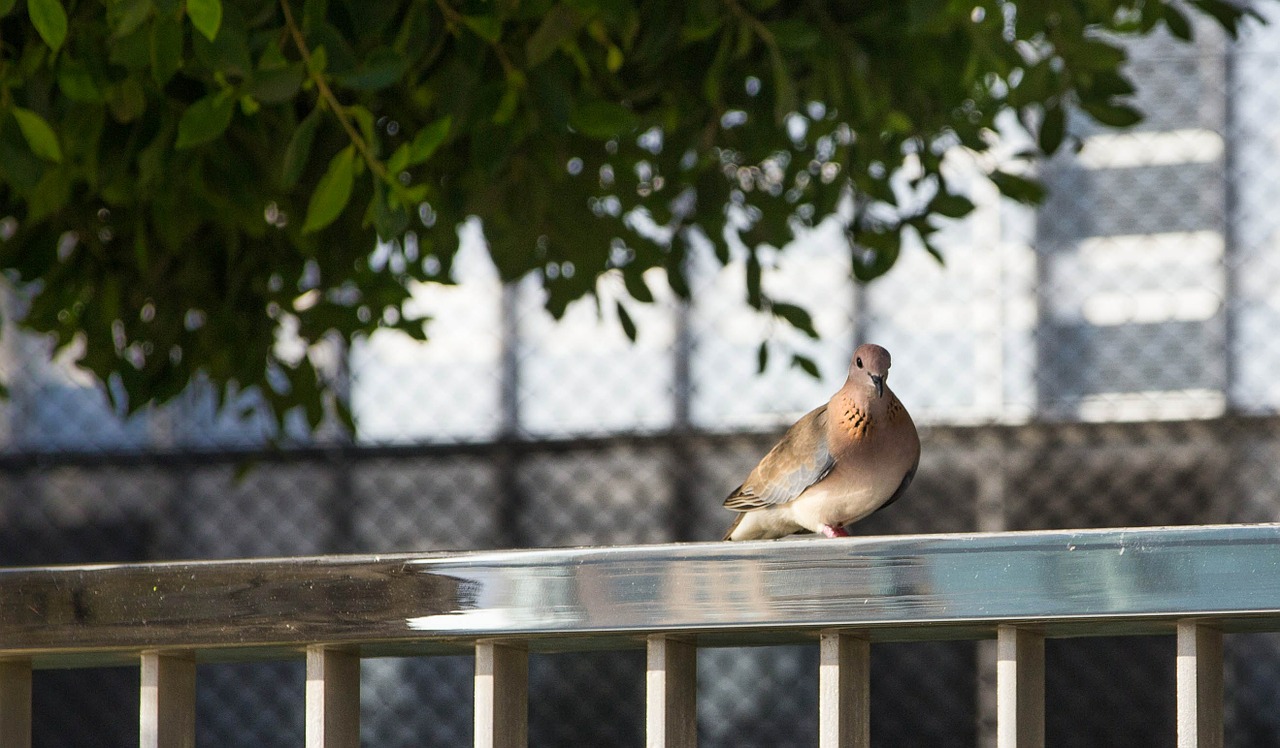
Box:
[855,357,863,368]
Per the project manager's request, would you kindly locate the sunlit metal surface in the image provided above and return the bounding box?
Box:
[4,524,1280,667]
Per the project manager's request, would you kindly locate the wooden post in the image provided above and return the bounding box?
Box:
[1177,621,1224,748]
[646,635,696,748]
[475,641,528,748]
[996,626,1044,748]
[819,631,870,748]
[306,646,361,748]
[140,651,196,748]
[0,660,32,748]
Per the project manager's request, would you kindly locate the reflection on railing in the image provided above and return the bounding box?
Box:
[3,524,1280,747]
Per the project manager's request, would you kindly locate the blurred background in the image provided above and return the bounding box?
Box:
[6,15,1280,748]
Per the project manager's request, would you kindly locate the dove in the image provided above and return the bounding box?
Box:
[722,344,920,541]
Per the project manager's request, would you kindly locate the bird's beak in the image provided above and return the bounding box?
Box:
[869,374,884,398]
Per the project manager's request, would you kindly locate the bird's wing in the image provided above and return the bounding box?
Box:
[724,405,834,511]
[874,454,918,514]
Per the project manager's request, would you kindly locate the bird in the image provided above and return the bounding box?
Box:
[722,343,920,541]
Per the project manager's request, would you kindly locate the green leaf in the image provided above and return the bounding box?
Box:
[303,145,356,233]
[385,143,412,176]
[110,22,153,70]
[107,78,147,121]
[883,110,913,135]
[791,353,820,379]
[1010,59,1051,108]
[493,83,519,124]
[345,105,376,147]
[332,398,357,438]
[187,0,223,42]
[1164,4,1193,41]
[1079,100,1142,129]
[931,191,975,219]
[406,116,451,165]
[303,0,327,32]
[137,124,172,188]
[27,166,72,221]
[175,91,235,148]
[249,64,306,103]
[190,2,250,74]
[921,237,946,266]
[306,45,328,76]
[765,19,820,51]
[622,267,653,303]
[1191,0,1258,38]
[1090,70,1136,99]
[745,251,762,309]
[150,14,184,86]
[0,0,16,17]
[257,40,289,69]
[907,0,952,33]
[772,302,818,339]
[462,14,502,43]
[768,47,797,122]
[384,114,450,175]
[990,170,1046,205]
[109,0,154,38]
[1038,104,1065,154]
[570,100,638,139]
[615,300,637,341]
[369,181,410,238]
[335,46,407,91]
[307,25,356,75]
[1071,39,1126,72]
[58,60,104,102]
[851,226,902,282]
[28,0,68,52]
[60,102,105,173]
[12,107,64,162]
[526,4,588,66]
[665,242,691,299]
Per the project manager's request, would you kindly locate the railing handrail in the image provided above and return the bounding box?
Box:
[5,523,1280,668]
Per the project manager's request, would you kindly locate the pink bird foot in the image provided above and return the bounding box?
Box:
[820,524,850,538]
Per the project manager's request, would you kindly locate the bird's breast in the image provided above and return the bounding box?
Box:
[796,391,917,529]
[789,448,914,528]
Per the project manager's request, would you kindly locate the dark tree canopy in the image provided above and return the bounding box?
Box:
[0,0,1257,432]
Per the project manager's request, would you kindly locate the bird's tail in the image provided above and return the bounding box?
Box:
[721,512,744,541]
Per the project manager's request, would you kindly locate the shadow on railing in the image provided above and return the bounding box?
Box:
[4,524,1280,747]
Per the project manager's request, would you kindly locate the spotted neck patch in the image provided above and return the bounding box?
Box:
[839,400,872,439]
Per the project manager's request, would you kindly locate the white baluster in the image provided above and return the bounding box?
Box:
[646,635,696,748]
[997,626,1044,748]
[819,631,870,748]
[475,641,528,748]
[1177,621,1223,748]
[140,651,195,748]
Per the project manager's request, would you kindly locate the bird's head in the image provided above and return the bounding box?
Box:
[849,343,892,398]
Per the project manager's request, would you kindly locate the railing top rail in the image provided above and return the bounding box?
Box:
[4,523,1280,668]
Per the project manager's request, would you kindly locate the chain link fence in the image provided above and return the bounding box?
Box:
[6,15,1280,748]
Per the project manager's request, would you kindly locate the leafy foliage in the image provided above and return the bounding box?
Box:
[0,0,1259,433]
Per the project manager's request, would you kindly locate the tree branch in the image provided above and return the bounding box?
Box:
[279,0,391,185]
[432,0,518,78]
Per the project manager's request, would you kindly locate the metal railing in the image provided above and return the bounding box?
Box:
[3,524,1280,747]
